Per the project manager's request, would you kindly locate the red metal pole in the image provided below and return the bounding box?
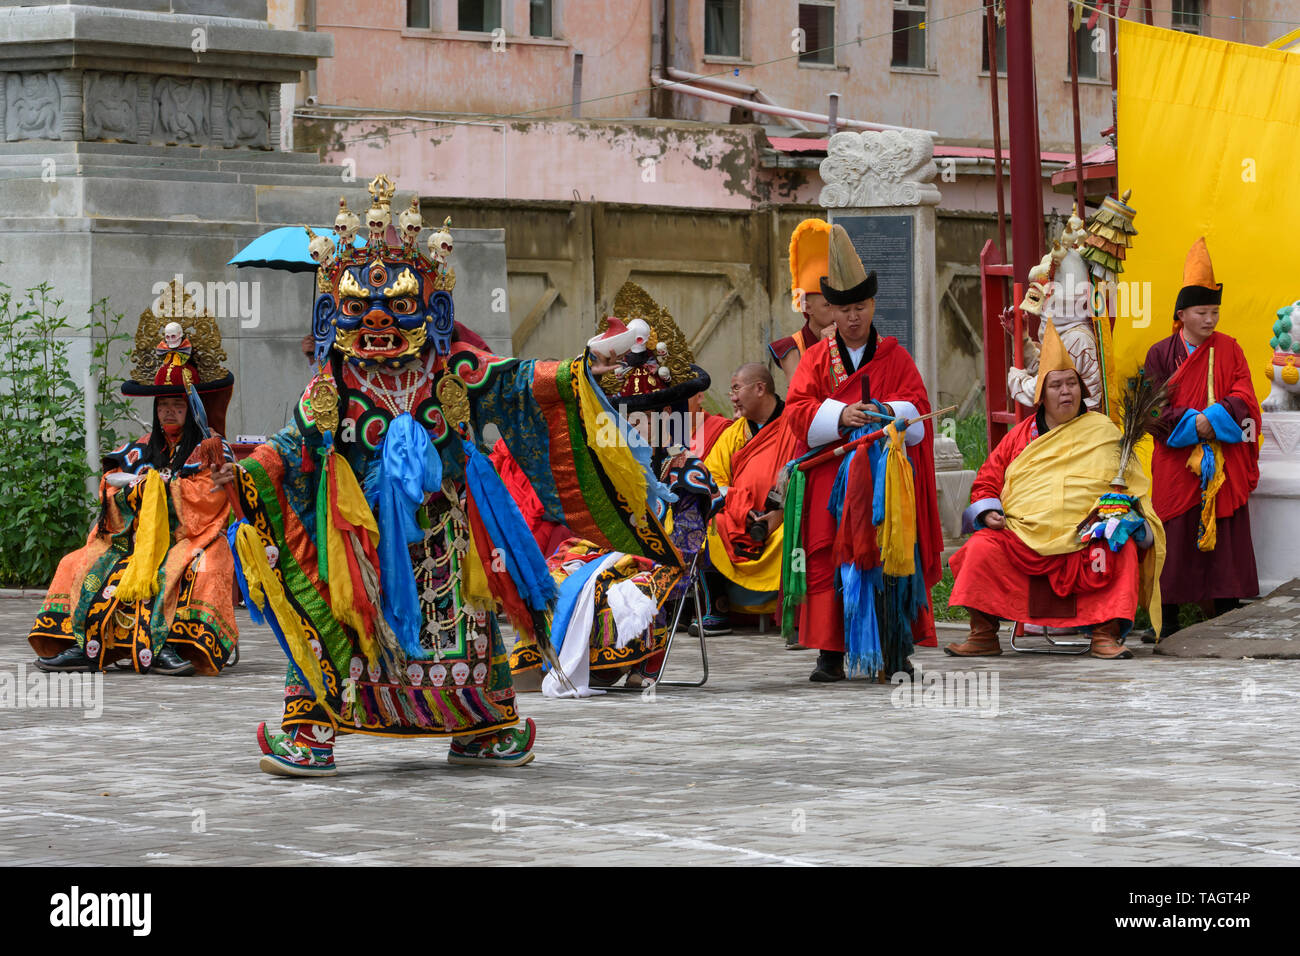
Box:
[1068,9,1087,212]
[1004,0,1044,286]
[986,1,1007,263]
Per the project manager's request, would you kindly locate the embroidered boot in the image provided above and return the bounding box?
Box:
[447,717,537,767]
[944,609,1002,657]
[257,721,337,777]
[1089,620,1132,660]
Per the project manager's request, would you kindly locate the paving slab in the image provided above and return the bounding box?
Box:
[2,595,1299,865]
[1156,577,1300,659]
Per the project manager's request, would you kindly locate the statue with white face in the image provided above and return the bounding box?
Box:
[349,657,364,681]
[162,321,185,349]
[472,662,487,685]
[473,634,488,658]
[406,662,424,686]
[451,661,470,686]
[430,664,447,687]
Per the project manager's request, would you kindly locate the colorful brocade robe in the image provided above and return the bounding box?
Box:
[28,434,239,674]
[234,344,680,739]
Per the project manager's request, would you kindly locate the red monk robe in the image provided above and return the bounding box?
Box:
[784,330,943,649]
[1145,330,1261,604]
[710,409,800,578]
[948,412,1142,627]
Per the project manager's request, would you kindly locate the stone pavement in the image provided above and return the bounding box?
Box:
[1157,577,1300,659]
[1,597,1298,866]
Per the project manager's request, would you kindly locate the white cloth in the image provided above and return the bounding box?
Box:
[888,400,925,446]
[607,579,658,649]
[542,552,622,699]
[807,399,847,448]
[806,397,925,447]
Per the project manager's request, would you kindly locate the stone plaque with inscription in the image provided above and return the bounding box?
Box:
[833,214,915,356]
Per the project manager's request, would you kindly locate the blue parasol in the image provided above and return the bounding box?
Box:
[228,226,365,273]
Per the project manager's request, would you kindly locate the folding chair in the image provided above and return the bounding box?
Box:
[606,490,711,690]
[1009,622,1112,655]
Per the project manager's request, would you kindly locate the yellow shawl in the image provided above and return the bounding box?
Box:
[1002,411,1166,634]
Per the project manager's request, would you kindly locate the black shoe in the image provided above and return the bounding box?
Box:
[809,651,845,683]
[34,646,96,673]
[152,644,196,676]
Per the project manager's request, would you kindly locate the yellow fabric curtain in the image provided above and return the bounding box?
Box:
[1114,20,1298,403]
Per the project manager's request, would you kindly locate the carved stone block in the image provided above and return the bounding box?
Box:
[223,81,271,149]
[5,71,61,142]
[152,76,210,146]
[84,71,140,143]
[819,129,942,209]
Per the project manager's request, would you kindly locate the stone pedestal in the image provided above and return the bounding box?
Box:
[1250,411,1300,596]
[0,2,512,439]
[932,434,974,544]
[818,128,941,400]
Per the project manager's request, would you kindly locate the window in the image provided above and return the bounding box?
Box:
[1073,22,1100,79]
[705,0,741,58]
[530,0,553,38]
[407,0,431,29]
[459,0,502,33]
[798,1,835,66]
[891,1,926,69]
[981,11,1006,74]
[1172,0,1204,34]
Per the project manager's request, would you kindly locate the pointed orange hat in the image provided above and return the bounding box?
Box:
[1173,236,1222,327]
[1033,319,1089,405]
[789,218,831,310]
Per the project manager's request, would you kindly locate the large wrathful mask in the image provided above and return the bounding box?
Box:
[310,174,456,369]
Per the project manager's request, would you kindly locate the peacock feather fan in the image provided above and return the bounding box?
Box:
[1112,369,1168,488]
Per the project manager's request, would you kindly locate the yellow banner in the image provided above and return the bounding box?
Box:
[1115,20,1300,401]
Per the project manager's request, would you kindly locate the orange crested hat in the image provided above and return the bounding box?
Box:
[788,218,831,310]
[1173,237,1222,329]
[1033,319,1088,405]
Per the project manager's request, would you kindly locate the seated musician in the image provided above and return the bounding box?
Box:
[944,322,1166,660]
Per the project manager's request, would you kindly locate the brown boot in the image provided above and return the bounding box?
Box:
[1089,620,1132,660]
[944,609,1002,657]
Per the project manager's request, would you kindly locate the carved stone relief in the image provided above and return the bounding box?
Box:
[5,71,60,142]
[819,129,942,209]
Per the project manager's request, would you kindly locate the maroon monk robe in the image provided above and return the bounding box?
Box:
[947,413,1141,626]
[784,332,943,650]
[1145,331,1261,602]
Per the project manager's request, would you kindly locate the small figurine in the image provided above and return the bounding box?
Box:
[398,197,424,251]
[153,320,197,388]
[427,216,453,269]
[333,198,360,246]
[304,226,336,268]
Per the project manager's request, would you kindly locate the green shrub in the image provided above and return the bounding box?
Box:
[955,411,989,471]
[0,282,135,588]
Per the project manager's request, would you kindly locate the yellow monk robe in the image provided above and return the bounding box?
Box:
[704,415,796,594]
[950,410,1167,634]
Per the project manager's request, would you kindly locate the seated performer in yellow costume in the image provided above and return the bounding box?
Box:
[29,295,239,676]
